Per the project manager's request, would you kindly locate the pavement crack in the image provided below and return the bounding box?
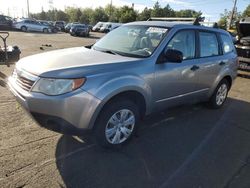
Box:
[141,157,152,180]
[2,134,59,150]
[5,163,33,177]
[224,156,250,188]
[234,125,250,133]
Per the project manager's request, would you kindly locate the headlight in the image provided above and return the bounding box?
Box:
[32,78,86,95]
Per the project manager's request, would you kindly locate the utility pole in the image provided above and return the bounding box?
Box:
[228,0,237,30]
[27,0,30,18]
[109,0,112,21]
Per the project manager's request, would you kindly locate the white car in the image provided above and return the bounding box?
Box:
[13,19,51,33]
[100,22,122,33]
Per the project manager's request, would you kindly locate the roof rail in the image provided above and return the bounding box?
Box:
[200,22,218,28]
[147,17,205,25]
[147,17,220,28]
[147,17,197,22]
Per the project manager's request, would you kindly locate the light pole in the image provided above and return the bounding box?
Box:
[27,0,30,18]
[110,0,112,21]
[228,0,237,30]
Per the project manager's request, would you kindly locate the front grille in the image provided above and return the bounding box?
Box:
[13,69,37,91]
[16,75,35,91]
[236,48,250,58]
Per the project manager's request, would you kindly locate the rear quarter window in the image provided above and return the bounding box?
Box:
[220,34,235,54]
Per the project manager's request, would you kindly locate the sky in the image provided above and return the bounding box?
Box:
[0,0,249,21]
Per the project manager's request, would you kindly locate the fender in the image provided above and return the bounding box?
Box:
[84,74,153,129]
[208,66,235,97]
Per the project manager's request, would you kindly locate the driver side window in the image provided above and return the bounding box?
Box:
[166,30,195,60]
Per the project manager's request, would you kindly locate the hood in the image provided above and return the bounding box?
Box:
[236,18,250,37]
[16,47,139,78]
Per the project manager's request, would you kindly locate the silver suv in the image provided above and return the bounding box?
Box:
[8,21,238,147]
[13,19,51,33]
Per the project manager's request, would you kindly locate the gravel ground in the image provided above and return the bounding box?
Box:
[0,31,250,188]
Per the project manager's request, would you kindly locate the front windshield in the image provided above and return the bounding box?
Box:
[93,25,168,58]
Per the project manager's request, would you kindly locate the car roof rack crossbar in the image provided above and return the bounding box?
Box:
[147,17,203,25]
[147,17,220,28]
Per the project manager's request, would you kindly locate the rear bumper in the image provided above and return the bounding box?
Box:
[8,76,101,132]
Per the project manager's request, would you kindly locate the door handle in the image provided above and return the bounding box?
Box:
[190,65,199,71]
[219,61,226,66]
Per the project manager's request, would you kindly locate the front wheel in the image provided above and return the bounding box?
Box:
[94,99,139,148]
[208,79,229,109]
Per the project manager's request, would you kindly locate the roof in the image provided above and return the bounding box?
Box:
[148,17,196,22]
[125,21,228,35]
[125,21,193,27]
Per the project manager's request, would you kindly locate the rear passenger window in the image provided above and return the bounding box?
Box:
[199,32,219,57]
[220,34,235,54]
[167,30,195,60]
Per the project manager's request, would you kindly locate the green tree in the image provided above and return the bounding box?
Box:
[55,10,69,21]
[47,10,56,21]
[218,9,229,29]
[242,4,250,17]
[118,6,137,23]
[39,9,47,20]
[91,7,109,24]
[218,9,241,30]
[137,7,152,21]
[65,7,82,22]
[163,4,175,17]
[104,4,118,21]
[79,8,93,24]
[151,1,164,17]
[175,9,202,18]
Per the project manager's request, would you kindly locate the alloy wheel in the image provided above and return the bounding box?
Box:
[105,109,135,144]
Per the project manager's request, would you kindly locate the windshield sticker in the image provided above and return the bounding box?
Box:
[147,27,168,33]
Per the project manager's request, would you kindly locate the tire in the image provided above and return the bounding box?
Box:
[52,28,58,33]
[94,99,139,148]
[208,79,229,109]
[21,26,27,32]
[43,28,48,33]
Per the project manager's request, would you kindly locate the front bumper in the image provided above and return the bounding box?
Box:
[8,76,101,132]
[238,57,250,71]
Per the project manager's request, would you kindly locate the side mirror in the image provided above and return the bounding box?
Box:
[164,49,183,63]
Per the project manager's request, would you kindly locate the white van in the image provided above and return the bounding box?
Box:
[100,22,122,33]
[92,22,105,32]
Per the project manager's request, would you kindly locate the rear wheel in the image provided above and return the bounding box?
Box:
[208,79,229,109]
[43,28,49,33]
[21,26,27,32]
[94,99,139,148]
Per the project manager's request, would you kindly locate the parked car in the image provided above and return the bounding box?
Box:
[100,22,122,33]
[13,19,51,33]
[0,15,13,30]
[38,20,58,33]
[54,21,65,31]
[235,17,250,71]
[8,21,238,147]
[92,22,104,32]
[88,24,93,31]
[70,24,89,37]
[65,22,79,33]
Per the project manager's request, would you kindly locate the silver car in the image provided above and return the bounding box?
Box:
[8,21,238,147]
[13,19,51,33]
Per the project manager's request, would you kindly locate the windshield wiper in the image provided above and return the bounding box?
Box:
[101,50,118,55]
[93,47,118,55]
